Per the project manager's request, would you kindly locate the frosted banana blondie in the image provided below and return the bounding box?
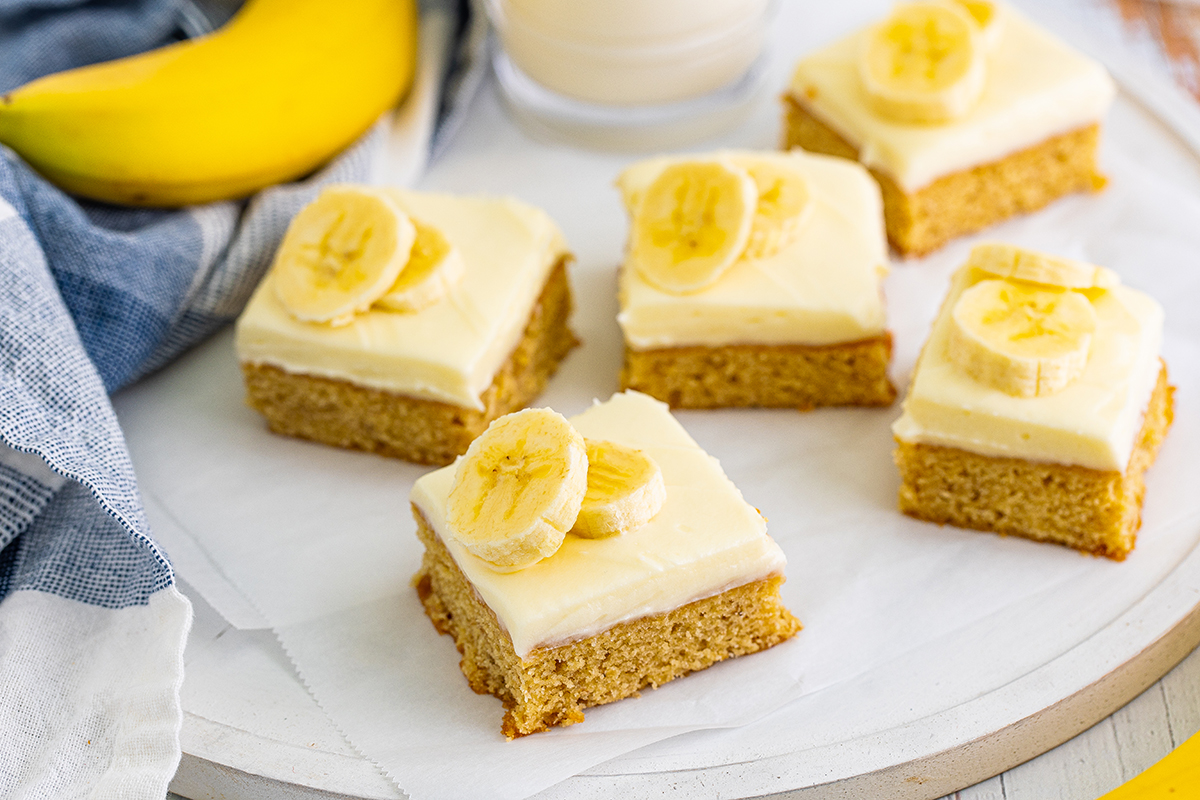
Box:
[411,391,800,737]
[893,244,1173,559]
[616,149,896,410]
[784,1,1115,256]
[236,185,578,465]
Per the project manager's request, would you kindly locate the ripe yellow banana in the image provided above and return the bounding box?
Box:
[571,439,666,539]
[445,409,588,572]
[947,278,1097,397]
[0,0,417,206]
[1098,729,1200,799]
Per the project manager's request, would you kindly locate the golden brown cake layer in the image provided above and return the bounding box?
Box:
[412,507,801,738]
[894,364,1174,560]
[620,334,896,410]
[782,96,1106,257]
[242,260,578,466]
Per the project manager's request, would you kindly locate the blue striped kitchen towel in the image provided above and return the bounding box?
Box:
[0,0,480,796]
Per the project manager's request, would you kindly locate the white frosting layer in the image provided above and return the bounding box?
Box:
[411,391,788,657]
[617,150,889,349]
[235,192,569,411]
[789,6,1116,192]
[892,265,1164,472]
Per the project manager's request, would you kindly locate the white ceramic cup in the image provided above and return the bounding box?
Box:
[487,0,772,106]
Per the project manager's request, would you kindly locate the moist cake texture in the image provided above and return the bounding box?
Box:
[414,513,797,737]
[617,149,895,409]
[893,252,1172,559]
[236,191,577,464]
[785,5,1115,255]
[895,366,1172,559]
[411,391,800,736]
[621,336,894,410]
[241,260,575,465]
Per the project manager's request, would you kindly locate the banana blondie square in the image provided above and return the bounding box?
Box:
[893,244,1173,559]
[616,149,895,410]
[784,1,1114,256]
[411,391,800,737]
[236,186,578,465]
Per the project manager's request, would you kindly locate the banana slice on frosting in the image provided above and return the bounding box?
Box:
[570,439,666,539]
[947,278,1097,397]
[952,0,1005,50]
[631,160,757,294]
[967,243,1119,290]
[734,158,812,260]
[273,185,416,326]
[859,1,986,124]
[374,217,464,313]
[445,408,588,571]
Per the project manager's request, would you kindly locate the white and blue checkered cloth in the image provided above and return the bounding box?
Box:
[0,0,476,795]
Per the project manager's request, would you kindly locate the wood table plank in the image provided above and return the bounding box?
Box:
[1162,643,1200,745]
[958,775,1006,800]
[1111,682,1175,780]
[997,720,1124,800]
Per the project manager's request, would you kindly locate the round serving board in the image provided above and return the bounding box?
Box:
[134,2,1200,798]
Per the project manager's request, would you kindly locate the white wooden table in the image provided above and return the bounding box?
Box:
[163,1,1200,798]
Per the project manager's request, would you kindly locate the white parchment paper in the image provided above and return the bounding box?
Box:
[116,145,1200,800]
[112,5,1200,798]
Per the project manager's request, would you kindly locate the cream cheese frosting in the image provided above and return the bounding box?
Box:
[892,264,1164,472]
[410,391,788,657]
[616,149,889,350]
[789,5,1116,192]
[235,191,569,411]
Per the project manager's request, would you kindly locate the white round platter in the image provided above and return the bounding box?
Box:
[136,2,1200,798]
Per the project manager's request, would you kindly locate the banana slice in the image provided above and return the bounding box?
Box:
[947,279,1097,397]
[445,408,588,571]
[967,243,1120,290]
[951,0,1005,50]
[273,185,416,326]
[734,159,812,260]
[859,1,986,124]
[614,158,665,218]
[631,160,757,294]
[374,217,464,313]
[570,440,666,539]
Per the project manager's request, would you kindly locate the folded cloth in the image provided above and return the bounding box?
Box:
[0,0,474,796]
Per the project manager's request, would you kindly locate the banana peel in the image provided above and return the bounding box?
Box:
[1098,729,1200,799]
[0,0,417,207]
